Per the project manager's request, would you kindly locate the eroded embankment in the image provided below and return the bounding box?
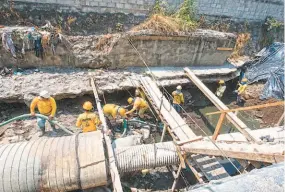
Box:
[0,26,236,69]
[0,66,240,104]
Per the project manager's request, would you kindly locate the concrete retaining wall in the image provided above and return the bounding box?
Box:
[0,27,236,68]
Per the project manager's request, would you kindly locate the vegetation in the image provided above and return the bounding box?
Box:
[131,0,198,34]
[230,33,251,59]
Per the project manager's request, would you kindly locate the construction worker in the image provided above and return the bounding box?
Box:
[236,78,248,104]
[76,101,101,133]
[135,88,146,100]
[215,80,226,99]
[103,104,127,132]
[172,85,184,113]
[30,90,57,137]
[125,97,149,119]
[103,104,127,119]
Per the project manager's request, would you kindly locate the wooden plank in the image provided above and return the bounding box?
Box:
[206,101,284,115]
[212,112,226,140]
[184,67,256,142]
[276,112,285,126]
[140,76,229,181]
[90,76,123,192]
[130,35,188,41]
[181,140,284,163]
[140,77,196,140]
[217,47,234,51]
[176,136,203,146]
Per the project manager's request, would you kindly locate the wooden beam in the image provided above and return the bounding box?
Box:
[217,47,234,51]
[181,140,284,163]
[212,112,226,140]
[90,76,123,192]
[276,112,285,126]
[184,67,256,142]
[176,136,203,146]
[206,101,284,115]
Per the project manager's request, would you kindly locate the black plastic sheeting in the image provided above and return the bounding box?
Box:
[245,42,284,100]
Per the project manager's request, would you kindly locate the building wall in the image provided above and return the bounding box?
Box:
[11,0,284,21]
[196,0,284,22]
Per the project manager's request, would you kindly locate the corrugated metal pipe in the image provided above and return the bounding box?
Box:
[0,131,179,192]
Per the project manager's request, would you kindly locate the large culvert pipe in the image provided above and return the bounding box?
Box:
[0,132,179,192]
[115,141,179,173]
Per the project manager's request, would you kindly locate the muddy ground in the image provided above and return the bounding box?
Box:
[0,81,283,191]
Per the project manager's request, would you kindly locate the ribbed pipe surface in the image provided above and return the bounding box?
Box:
[0,132,107,192]
[115,141,179,173]
[0,133,179,191]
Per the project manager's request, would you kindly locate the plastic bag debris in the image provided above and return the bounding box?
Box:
[246,42,284,100]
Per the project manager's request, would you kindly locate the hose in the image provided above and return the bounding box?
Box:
[0,114,74,135]
[127,119,157,127]
[120,119,128,138]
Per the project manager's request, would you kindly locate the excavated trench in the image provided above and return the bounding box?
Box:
[0,78,283,191]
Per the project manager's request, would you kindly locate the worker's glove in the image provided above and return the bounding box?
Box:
[31,112,36,117]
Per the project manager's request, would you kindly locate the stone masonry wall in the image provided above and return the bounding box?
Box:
[196,0,284,22]
[10,0,283,21]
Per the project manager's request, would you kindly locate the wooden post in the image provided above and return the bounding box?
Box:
[212,112,226,140]
[276,112,285,126]
[184,67,256,142]
[171,163,183,192]
[160,124,167,142]
[90,76,123,192]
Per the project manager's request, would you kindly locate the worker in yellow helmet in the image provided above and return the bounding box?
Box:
[103,104,127,119]
[125,97,149,119]
[215,80,226,99]
[172,85,184,113]
[103,104,127,132]
[135,88,146,100]
[30,90,57,137]
[76,101,101,133]
[236,78,248,104]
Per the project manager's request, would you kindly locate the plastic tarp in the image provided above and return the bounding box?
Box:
[246,42,284,100]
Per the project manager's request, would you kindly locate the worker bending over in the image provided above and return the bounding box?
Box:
[125,97,149,119]
[172,85,184,113]
[30,90,57,137]
[76,101,101,133]
[103,104,127,132]
[236,78,248,105]
[215,80,226,99]
[103,104,127,119]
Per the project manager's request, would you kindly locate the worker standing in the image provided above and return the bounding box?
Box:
[172,85,184,113]
[215,80,227,99]
[135,88,146,100]
[30,90,57,137]
[236,78,248,105]
[125,97,149,119]
[76,101,101,133]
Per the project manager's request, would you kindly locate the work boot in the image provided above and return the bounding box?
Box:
[38,127,45,137]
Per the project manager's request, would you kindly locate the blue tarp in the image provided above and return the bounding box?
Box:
[246,42,284,100]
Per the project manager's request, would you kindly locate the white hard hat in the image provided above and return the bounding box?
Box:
[177,85,182,90]
[39,90,50,99]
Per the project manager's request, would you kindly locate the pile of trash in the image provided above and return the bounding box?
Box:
[246,42,284,100]
[1,25,62,59]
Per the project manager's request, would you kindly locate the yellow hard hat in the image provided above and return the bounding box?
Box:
[127,97,134,104]
[219,80,225,84]
[118,108,127,117]
[241,78,248,82]
[83,101,93,110]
